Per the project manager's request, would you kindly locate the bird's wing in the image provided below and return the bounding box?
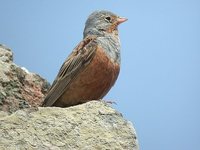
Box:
[42,35,97,106]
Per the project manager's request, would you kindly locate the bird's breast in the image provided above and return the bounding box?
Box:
[56,45,120,107]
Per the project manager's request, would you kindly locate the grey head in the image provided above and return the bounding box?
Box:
[83,10,127,64]
[83,10,127,38]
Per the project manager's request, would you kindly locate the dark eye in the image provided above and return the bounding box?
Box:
[105,16,112,22]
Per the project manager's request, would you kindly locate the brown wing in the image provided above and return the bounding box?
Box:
[42,35,97,106]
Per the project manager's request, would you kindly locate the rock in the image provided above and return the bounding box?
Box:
[0,44,139,149]
[0,101,139,150]
[0,44,13,63]
[0,44,50,113]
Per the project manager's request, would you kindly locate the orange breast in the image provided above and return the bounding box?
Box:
[53,46,120,107]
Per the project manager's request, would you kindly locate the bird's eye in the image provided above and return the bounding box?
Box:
[105,16,112,23]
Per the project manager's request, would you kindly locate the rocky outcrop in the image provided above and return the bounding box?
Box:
[0,44,50,113]
[0,45,139,149]
[0,101,139,150]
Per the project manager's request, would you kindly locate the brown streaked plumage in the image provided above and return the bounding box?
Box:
[42,10,127,107]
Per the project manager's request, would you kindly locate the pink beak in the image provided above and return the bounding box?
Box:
[117,17,128,25]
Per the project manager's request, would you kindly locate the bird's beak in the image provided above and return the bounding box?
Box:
[117,17,128,25]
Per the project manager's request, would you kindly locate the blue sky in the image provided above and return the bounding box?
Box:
[0,0,200,149]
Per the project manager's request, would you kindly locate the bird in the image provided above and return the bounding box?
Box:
[42,10,127,107]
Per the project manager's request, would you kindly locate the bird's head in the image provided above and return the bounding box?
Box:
[83,10,127,38]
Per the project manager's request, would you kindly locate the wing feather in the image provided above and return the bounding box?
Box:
[42,35,97,106]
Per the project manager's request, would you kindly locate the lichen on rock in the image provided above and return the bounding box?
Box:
[0,44,50,113]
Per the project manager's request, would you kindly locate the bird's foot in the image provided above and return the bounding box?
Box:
[99,99,117,105]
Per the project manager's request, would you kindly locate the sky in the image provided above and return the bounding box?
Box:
[0,0,200,150]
